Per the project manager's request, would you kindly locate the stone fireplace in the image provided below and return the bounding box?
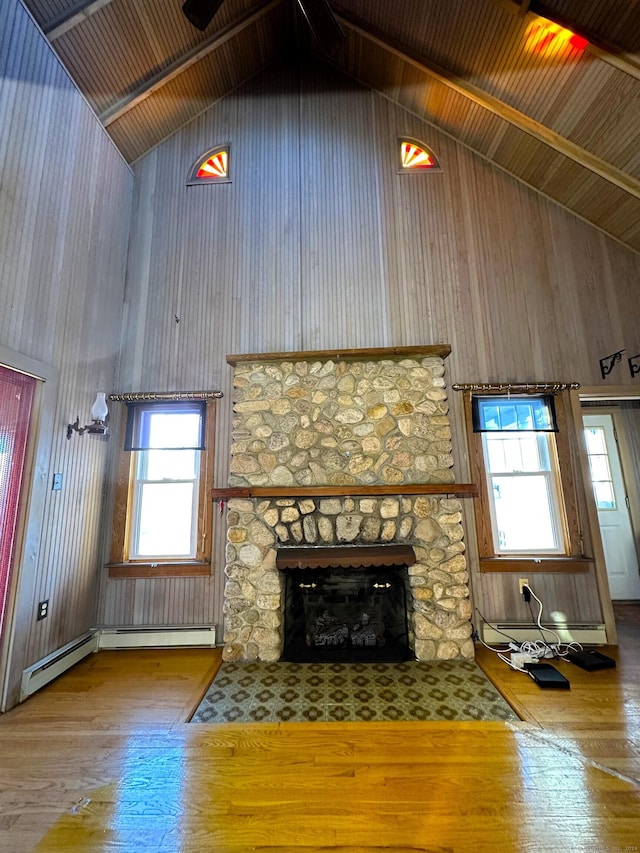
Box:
[219,347,474,663]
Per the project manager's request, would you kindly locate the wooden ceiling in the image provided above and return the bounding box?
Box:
[21,0,640,252]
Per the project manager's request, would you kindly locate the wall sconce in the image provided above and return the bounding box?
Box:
[67,392,109,439]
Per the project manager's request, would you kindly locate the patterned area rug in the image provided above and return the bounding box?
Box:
[190,660,518,723]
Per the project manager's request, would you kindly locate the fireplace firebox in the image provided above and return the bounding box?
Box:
[279,546,414,662]
[283,567,410,663]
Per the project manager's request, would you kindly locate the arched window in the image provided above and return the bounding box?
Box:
[398,138,441,173]
[187,144,231,185]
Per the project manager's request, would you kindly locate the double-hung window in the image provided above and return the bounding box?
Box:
[465,391,588,571]
[126,402,204,559]
[108,398,215,578]
[474,396,565,554]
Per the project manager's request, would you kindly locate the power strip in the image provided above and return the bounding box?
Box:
[511,653,538,670]
[509,641,558,660]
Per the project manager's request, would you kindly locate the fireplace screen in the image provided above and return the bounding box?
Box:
[282,566,411,663]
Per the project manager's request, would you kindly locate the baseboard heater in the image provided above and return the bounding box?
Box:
[20,631,99,701]
[482,622,608,645]
[97,626,216,649]
[19,626,216,702]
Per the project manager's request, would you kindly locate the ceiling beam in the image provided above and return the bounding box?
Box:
[45,0,114,41]
[100,0,283,127]
[337,13,640,203]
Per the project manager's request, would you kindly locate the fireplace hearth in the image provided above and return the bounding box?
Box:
[282,565,411,663]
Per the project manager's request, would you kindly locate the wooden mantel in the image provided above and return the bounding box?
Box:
[226,344,451,365]
[211,484,477,500]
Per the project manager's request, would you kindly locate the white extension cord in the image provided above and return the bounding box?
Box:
[476,584,584,674]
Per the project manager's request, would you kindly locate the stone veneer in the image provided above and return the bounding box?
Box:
[229,356,455,488]
[222,352,473,662]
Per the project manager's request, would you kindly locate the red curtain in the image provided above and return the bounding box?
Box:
[0,366,36,642]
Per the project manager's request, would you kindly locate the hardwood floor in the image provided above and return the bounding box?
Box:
[0,611,639,853]
[476,624,640,784]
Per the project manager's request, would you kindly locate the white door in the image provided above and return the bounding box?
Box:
[583,413,640,600]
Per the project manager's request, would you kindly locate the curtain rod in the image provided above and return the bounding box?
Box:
[451,382,580,393]
[109,390,223,402]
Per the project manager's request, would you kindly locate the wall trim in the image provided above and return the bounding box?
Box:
[226,344,451,365]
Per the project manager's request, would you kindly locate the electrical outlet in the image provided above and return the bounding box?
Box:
[518,578,529,596]
[37,600,49,621]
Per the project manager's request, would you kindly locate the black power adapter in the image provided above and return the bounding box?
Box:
[524,662,571,689]
[566,649,616,671]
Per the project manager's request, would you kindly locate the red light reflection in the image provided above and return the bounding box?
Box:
[526,21,588,55]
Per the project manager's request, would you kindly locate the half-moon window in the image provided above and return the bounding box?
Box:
[188,145,230,184]
[398,138,441,173]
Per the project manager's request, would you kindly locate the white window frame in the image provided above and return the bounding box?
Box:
[128,443,201,560]
[584,423,617,511]
[481,429,566,555]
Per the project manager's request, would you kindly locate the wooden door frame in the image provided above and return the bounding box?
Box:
[571,386,640,645]
[583,406,640,576]
[0,346,58,712]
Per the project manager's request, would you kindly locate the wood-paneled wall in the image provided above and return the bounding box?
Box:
[107,58,640,634]
[0,0,133,705]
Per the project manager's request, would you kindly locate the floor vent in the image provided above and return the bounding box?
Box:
[20,631,99,701]
[482,623,608,645]
[97,626,216,649]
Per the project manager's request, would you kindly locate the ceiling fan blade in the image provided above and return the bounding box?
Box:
[296,0,345,55]
[182,0,225,31]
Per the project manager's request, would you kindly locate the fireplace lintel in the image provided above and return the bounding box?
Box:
[276,544,416,571]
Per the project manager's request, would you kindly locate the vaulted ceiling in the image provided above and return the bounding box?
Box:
[21,0,640,252]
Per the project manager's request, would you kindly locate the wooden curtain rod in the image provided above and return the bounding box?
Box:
[452,383,580,393]
[109,391,223,401]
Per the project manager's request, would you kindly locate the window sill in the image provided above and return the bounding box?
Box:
[107,561,211,579]
[479,557,593,573]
